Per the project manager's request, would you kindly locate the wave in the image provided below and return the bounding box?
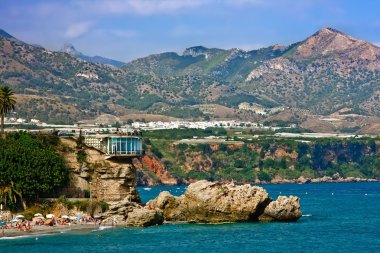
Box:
[92,226,113,232]
[0,233,53,240]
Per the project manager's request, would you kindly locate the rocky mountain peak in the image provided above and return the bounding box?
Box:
[61,43,81,56]
[292,27,376,58]
[60,43,125,67]
[315,27,346,36]
[183,46,209,57]
[271,44,287,51]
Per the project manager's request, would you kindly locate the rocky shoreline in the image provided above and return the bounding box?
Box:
[137,175,378,187]
[269,174,378,184]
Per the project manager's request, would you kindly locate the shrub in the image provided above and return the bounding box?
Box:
[76,150,87,163]
[257,171,272,182]
[99,201,109,212]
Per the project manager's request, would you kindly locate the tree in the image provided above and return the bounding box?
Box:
[0,180,26,210]
[0,132,69,209]
[0,86,16,135]
[112,121,121,128]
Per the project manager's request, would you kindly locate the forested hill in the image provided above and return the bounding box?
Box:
[136,129,380,185]
[123,28,380,117]
[0,27,380,124]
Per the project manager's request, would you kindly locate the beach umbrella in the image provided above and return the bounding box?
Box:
[61,215,69,219]
[15,215,24,219]
[33,216,45,222]
[34,213,43,217]
[46,214,55,219]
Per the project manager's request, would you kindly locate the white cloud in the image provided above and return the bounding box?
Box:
[64,21,93,39]
[80,0,209,15]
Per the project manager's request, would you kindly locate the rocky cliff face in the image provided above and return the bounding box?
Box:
[134,154,178,185]
[60,137,140,202]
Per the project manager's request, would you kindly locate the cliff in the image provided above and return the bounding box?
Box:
[59,137,140,203]
[139,137,380,185]
[133,153,178,186]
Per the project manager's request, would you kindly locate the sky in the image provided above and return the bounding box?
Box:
[1,0,380,62]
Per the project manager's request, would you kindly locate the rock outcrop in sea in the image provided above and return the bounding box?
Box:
[146,180,301,224]
[110,180,302,226]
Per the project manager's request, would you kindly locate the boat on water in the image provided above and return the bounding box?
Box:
[143,187,152,191]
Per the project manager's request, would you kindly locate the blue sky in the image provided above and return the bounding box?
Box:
[1,0,379,62]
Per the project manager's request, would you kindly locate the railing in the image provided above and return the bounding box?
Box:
[107,150,143,156]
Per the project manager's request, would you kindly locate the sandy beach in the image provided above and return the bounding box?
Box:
[0,223,115,238]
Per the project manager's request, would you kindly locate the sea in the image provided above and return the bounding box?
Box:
[1,182,380,253]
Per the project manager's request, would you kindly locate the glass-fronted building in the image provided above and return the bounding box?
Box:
[83,135,142,158]
[107,137,142,155]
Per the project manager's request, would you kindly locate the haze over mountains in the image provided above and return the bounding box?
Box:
[0,27,379,128]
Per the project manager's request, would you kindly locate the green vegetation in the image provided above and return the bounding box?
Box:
[2,29,380,125]
[76,150,87,163]
[162,106,204,118]
[57,196,110,215]
[0,85,16,135]
[144,128,227,140]
[0,132,69,210]
[145,134,380,183]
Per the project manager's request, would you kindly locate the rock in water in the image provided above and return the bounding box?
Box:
[107,180,302,226]
[125,208,164,227]
[259,196,302,222]
[147,180,302,223]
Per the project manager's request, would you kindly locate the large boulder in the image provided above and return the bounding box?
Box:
[147,191,187,221]
[147,180,302,223]
[125,208,164,227]
[147,180,272,223]
[259,196,302,222]
[106,180,302,226]
[105,196,142,217]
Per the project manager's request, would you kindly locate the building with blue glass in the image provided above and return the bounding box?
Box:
[83,134,142,158]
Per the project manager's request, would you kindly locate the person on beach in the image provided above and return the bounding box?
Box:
[26,221,32,232]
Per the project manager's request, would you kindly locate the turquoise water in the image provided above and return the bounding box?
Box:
[2,182,380,253]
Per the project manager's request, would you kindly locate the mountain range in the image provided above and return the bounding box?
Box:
[0,27,379,128]
[60,43,125,67]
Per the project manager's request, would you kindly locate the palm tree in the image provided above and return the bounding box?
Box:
[0,86,16,135]
[0,180,26,210]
